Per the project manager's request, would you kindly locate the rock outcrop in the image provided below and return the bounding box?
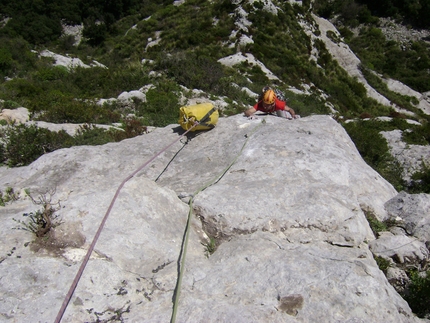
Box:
[0,114,427,322]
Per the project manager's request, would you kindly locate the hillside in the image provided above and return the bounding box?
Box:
[0,0,429,192]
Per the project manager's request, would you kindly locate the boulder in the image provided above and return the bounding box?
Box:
[369,232,428,264]
[0,114,424,322]
[0,107,30,123]
[385,191,430,241]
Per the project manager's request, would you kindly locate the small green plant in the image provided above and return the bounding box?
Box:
[0,187,18,206]
[202,236,217,258]
[364,210,389,237]
[13,189,62,237]
[374,255,391,274]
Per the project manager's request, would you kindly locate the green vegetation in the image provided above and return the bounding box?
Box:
[374,255,391,274]
[202,236,217,257]
[342,113,429,193]
[402,270,430,318]
[363,209,397,237]
[350,28,430,94]
[316,0,430,94]
[0,120,146,167]
[409,163,430,193]
[0,187,17,206]
[314,0,430,29]
[364,207,430,318]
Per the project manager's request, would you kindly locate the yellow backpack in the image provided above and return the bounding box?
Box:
[178,103,219,131]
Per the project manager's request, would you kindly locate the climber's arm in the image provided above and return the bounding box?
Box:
[244,107,257,117]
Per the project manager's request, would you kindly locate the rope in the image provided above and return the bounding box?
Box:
[170,119,265,323]
[54,122,199,323]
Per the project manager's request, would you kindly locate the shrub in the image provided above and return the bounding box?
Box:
[402,270,430,318]
[409,163,430,194]
[402,121,430,146]
[32,94,120,124]
[34,66,69,82]
[72,124,115,146]
[0,118,150,168]
[3,78,42,102]
[0,47,13,76]
[136,85,180,127]
[4,13,63,44]
[83,20,108,47]
[0,100,20,109]
[283,92,330,117]
[156,51,226,94]
[0,187,18,206]
[12,189,62,238]
[121,117,147,139]
[1,124,73,167]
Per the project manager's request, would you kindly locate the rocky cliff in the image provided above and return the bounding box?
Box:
[0,114,429,322]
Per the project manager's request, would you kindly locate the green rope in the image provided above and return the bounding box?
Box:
[170,119,265,323]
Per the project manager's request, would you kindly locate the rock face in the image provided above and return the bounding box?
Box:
[0,114,426,322]
[381,129,430,183]
[385,191,430,242]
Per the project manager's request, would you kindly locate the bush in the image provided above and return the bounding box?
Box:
[0,120,149,167]
[0,187,17,206]
[12,189,63,238]
[72,124,114,146]
[83,20,108,47]
[136,84,180,127]
[156,51,226,94]
[0,47,13,76]
[409,163,430,193]
[2,13,63,44]
[282,91,330,117]
[0,124,73,167]
[402,121,430,146]
[402,270,430,318]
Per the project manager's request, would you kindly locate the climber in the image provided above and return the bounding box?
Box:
[244,87,297,119]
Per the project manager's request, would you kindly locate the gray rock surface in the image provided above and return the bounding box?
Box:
[385,191,430,242]
[0,114,424,322]
[381,130,430,183]
[369,231,428,264]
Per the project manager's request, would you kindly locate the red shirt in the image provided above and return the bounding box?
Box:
[254,98,286,113]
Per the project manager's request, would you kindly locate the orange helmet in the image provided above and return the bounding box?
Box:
[263,89,276,104]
